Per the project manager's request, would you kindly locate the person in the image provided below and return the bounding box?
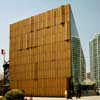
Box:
[67,89,72,100]
[30,94,32,100]
[76,89,81,99]
[65,90,67,98]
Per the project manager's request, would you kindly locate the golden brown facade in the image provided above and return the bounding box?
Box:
[10,4,71,97]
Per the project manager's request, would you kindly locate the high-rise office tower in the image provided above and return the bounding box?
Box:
[90,33,100,90]
[71,12,86,91]
[80,48,86,82]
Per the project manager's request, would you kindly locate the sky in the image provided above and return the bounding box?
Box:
[0,0,100,73]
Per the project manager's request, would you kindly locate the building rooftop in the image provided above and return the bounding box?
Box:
[90,32,100,42]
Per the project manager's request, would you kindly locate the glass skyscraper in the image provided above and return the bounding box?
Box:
[71,12,86,91]
[90,33,100,90]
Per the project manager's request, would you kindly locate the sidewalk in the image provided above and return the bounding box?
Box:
[25,96,100,100]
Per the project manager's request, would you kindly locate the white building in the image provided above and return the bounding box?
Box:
[89,32,100,90]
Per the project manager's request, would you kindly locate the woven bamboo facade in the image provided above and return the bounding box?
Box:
[9,4,71,97]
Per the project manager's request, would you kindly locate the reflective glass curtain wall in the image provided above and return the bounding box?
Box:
[90,33,100,90]
[71,11,86,91]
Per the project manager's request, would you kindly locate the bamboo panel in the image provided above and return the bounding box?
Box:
[10,39,16,51]
[38,88,43,96]
[45,45,52,61]
[22,34,27,49]
[11,81,14,89]
[27,50,30,64]
[19,78,69,96]
[31,16,35,32]
[57,24,64,41]
[20,18,31,34]
[23,24,31,34]
[16,36,21,50]
[56,6,65,25]
[9,61,14,68]
[67,22,71,40]
[34,15,39,31]
[37,30,44,46]
[10,23,18,38]
[29,49,32,64]
[42,12,47,29]
[10,80,15,89]
[29,64,32,80]
[10,73,14,81]
[20,35,23,50]
[20,50,24,64]
[25,88,31,96]
[51,25,57,43]
[39,14,44,30]
[45,10,52,28]
[45,28,52,44]
[37,59,70,79]
[13,80,17,89]
[27,33,31,48]
[65,4,70,22]
[34,31,38,47]
[10,39,15,52]
[10,25,14,38]
[52,9,57,26]
[30,32,36,47]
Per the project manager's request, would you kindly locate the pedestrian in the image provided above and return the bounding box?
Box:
[67,89,72,100]
[76,89,81,99]
[30,94,32,100]
[65,90,67,98]
[78,89,81,98]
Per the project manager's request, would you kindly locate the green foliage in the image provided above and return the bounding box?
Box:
[3,89,25,100]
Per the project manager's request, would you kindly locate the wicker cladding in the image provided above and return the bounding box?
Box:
[9,4,71,97]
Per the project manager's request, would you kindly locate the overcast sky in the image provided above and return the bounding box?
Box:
[0,0,100,73]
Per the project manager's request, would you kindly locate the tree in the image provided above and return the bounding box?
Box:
[3,89,25,100]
